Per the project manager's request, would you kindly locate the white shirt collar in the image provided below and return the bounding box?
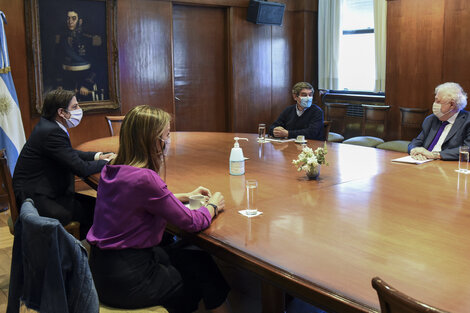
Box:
[446,111,459,124]
[296,104,305,117]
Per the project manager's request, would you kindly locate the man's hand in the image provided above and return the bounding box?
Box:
[273,126,288,138]
[410,147,427,156]
[100,153,116,161]
[80,87,90,96]
[92,35,102,46]
[410,147,434,160]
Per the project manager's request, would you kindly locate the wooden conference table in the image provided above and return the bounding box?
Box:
[78,132,470,313]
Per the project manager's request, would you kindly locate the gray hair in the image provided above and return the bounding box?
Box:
[435,82,467,110]
[292,82,314,97]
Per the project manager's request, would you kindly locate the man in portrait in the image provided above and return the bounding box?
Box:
[54,8,105,101]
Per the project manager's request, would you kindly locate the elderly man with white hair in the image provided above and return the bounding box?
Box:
[408,82,470,160]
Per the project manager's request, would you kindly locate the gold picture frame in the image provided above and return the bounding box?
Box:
[25,0,120,115]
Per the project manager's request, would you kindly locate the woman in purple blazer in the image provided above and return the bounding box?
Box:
[87,105,231,313]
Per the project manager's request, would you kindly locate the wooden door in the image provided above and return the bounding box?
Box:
[173,5,228,131]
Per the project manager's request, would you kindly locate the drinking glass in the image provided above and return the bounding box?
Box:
[257,124,266,142]
[246,180,258,215]
[458,146,469,173]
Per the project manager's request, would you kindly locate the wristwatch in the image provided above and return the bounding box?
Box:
[207,203,218,217]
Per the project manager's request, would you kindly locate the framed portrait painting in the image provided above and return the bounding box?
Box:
[25,0,120,114]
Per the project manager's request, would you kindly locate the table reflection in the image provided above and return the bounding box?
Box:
[457,171,468,193]
[229,175,245,208]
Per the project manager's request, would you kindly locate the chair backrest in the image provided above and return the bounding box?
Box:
[361,104,391,138]
[325,102,350,134]
[0,149,19,234]
[105,116,125,137]
[315,89,328,109]
[399,107,429,141]
[8,199,99,313]
[323,121,331,141]
[371,277,450,313]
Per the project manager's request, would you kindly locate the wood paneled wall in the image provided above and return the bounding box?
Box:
[173,5,228,131]
[10,0,470,145]
[385,0,470,140]
[117,0,173,117]
[1,0,317,147]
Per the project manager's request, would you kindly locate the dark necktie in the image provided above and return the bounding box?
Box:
[428,121,449,151]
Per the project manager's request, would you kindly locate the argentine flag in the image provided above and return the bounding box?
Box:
[0,11,26,174]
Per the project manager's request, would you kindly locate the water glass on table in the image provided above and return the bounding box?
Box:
[257,124,266,143]
[458,146,469,174]
[246,179,258,215]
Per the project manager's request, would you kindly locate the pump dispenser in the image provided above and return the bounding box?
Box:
[230,137,248,175]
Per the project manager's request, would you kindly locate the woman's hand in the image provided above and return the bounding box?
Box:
[176,186,212,203]
[207,192,225,218]
[189,186,212,198]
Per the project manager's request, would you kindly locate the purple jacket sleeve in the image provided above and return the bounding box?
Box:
[144,172,212,232]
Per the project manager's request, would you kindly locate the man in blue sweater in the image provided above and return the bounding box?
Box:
[269,82,324,140]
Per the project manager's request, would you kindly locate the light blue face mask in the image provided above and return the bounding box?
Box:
[300,96,313,108]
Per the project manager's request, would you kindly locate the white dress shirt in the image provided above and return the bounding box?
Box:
[432,111,459,152]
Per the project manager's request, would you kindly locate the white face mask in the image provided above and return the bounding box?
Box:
[65,108,83,128]
[299,96,313,109]
[159,136,171,156]
[432,102,452,119]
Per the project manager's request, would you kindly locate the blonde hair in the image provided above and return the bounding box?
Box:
[112,105,171,174]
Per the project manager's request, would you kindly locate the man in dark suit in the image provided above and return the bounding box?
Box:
[269,82,324,140]
[13,89,114,238]
[408,82,470,160]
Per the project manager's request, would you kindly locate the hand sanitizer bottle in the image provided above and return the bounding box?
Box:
[230,137,248,175]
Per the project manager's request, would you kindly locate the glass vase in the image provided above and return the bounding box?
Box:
[306,165,320,180]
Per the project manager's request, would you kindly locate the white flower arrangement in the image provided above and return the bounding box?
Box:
[292,142,328,175]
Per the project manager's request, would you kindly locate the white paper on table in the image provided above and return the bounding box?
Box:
[391,155,434,164]
[264,138,296,143]
[238,210,263,217]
